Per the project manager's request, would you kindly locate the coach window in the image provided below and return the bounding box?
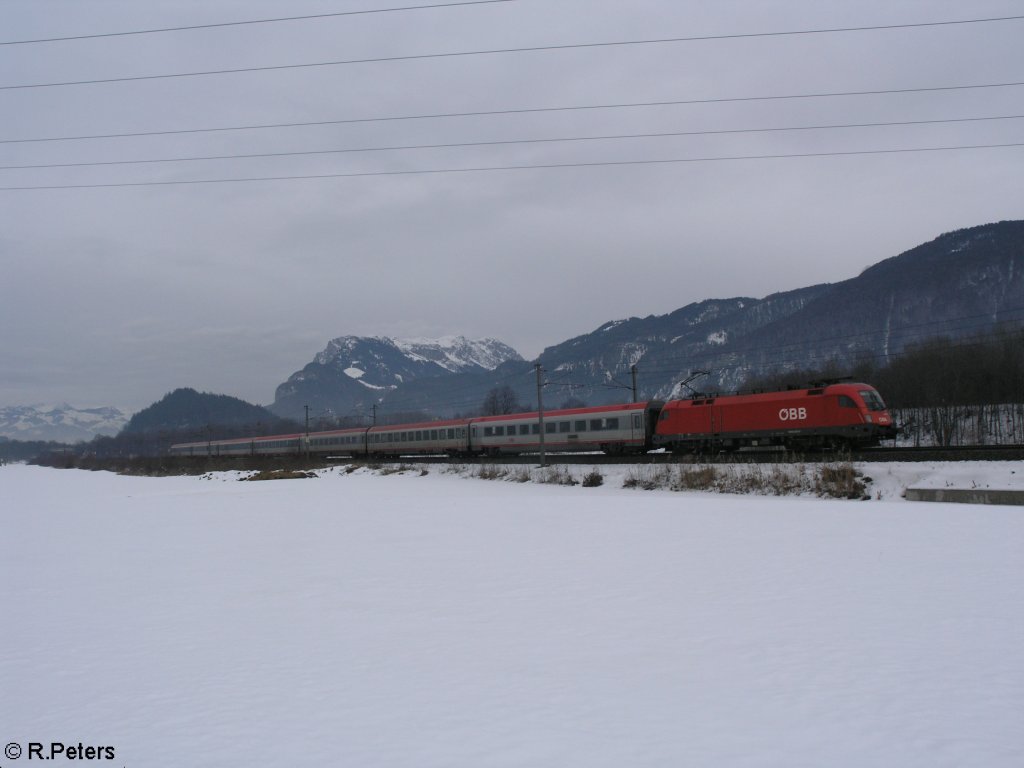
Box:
[575,420,587,432]
[484,427,493,437]
[546,422,556,434]
[607,418,619,430]
[591,419,603,431]
[559,421,570,433]
[495,426,505,436]
[519,424,529,436]
[430,430,438,440]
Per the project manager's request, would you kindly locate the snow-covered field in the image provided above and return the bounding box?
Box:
[2,462,1022,767]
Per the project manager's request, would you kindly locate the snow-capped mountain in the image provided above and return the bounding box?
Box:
[392,336,521,373]
[273,336,522,420]
[0,404,129,443]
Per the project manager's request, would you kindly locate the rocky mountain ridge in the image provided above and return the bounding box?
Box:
[272,335,522,420]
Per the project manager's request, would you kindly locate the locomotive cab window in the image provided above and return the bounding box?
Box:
[859,390,887,411]
[838,395,857,408]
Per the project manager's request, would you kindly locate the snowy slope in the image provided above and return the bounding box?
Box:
[392,335,521,372]
[0,404,128,442]
[2,464,1022,767]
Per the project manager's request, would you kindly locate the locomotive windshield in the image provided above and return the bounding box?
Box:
[859,389,887,411]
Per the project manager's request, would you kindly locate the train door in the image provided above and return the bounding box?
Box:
[631,411,643,444]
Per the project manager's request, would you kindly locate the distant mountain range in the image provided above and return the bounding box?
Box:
[0,404,128,443]
[5,220,1022,439]
[528,221,1024,403]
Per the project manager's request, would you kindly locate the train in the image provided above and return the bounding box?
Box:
[169,381,896,458]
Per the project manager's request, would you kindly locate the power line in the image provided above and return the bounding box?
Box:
[3,14,1021,90]
[3,141,1021,191]
[0,1,516,46]
[5,113,1021,171]
[5,79,1023,145]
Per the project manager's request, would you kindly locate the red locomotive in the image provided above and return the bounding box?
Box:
[653,382,896,453]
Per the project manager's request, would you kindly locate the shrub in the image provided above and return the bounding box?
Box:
[623,465,673,490]
[816,462,869,499]
[673,466,717,490]
[509,466,533,483]
[536,465,577,486]
[476,464,507,480]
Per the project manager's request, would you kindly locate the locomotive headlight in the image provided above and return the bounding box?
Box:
[864,414,873,423]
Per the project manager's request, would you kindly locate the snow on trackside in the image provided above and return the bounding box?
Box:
[2,463,1022,767]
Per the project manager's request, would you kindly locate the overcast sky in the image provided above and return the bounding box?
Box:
[2,0,1022,411]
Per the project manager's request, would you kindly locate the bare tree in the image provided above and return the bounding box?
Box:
[481,385,522,415]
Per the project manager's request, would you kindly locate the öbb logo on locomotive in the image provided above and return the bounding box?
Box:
[170,381,897,458]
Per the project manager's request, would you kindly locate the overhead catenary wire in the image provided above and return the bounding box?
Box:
[4,79,1024,145]
[3,141,1022,191]
[0,1,517,46]
[2,14,1022,91]
[4,113,1022,171]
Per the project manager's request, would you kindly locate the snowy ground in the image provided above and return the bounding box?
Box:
[2,462,1022,767]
